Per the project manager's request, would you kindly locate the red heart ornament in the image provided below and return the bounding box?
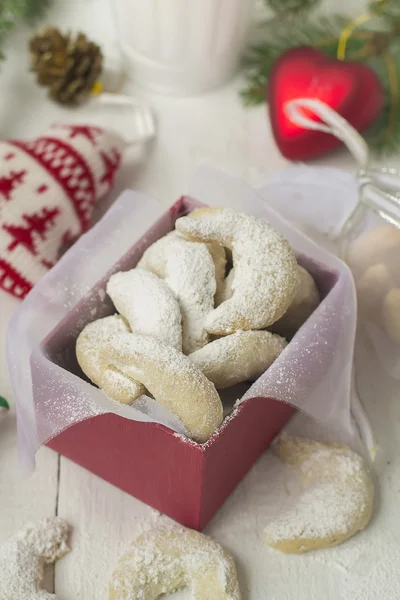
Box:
[267,47,384,160]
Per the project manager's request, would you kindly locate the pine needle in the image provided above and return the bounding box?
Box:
[21,0,53,21]
[265,0,322,18]
[241,2,400,156]
[240,16,348,106]
[0,0,53,61]
[364,55,400,156]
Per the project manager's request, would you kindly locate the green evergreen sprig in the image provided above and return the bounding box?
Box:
[242,0,400,155]
[20,0,53,20]
[264,0,322,19]
[0,0,53,59]
[241,16,347,106]
[0,396,9,409]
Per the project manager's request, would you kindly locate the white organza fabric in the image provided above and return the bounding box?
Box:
[7,167,362,474]
[269,99,400,380]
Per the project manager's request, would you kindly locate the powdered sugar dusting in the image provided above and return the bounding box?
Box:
[190,330,287,389]
[176,208,298,334]
[107,268,182,350]
[109,526,241,600]
[165,239,216,354]
[0,517,69,599]
[137,233,216,354]
[216,268,235,306]
[264,435,374,552]
[207,241,227,302]
[76,315,145,403]
[271,265,320,339]
[101,332,223,442]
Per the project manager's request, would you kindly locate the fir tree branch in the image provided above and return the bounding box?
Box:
[264,0,322,19]
[21,0,53,21]
[240,16,348,106]
[0,396,9,409]
[364,53,400,155]
[241,3,400,155]
[369,0,400,25]
[0,0,53,61]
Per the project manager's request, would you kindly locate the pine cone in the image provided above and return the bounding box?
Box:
[29,27,103,106]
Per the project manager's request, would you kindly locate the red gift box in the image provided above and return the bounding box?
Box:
[38,197,337,530]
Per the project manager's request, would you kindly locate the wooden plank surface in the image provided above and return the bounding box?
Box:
[55,454,164,598]
[1,0,400,599]
[0,425,59,592]
[0,281,59,593]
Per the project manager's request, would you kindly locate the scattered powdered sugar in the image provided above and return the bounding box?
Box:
[35,373,104,443]
[265,482,365,545]
[107,268,182,350]
[109,526,241,600]
[0,517,69,600]
[264,435,374,551]
[175,208,298,334]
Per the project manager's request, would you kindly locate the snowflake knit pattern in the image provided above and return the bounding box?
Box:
[0,123,125,299]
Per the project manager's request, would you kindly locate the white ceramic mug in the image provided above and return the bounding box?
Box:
[112,0,256,95]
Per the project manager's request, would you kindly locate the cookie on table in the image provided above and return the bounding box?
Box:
[0,517,69,600]
[109,526,241,600]
[264,434,374,553]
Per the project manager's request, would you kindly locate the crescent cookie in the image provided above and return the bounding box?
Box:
[190,330,287,389]
[109,526,241,600]
[101,332,223,442]
[356,263,392,319]
[382,288,400,343]
[264,434,374,553]
[347,224,400,279]
[175,208,297,335]
[0,517,69,600]
[76,315,145,404]
[181,233,227,305]
[215,268,235,307]
[138,233,216,354]
[174,230,227,292]
[269,265,320,339]
[107,268,182,350]
[207,242,227,302]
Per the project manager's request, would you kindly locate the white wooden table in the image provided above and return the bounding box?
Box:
[1,1,400,598]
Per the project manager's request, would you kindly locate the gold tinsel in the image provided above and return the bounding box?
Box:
[29,27,103,106]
